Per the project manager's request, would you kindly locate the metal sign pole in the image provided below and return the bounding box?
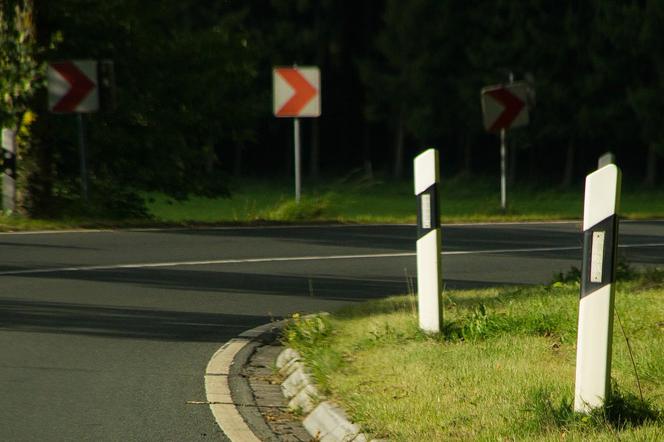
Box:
[77,114,89,202]
[293,117,301,203]
[500,128,507,210]
[574,164,621,413]
[414,148,442,333]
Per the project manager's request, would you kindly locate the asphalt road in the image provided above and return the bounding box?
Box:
[1,221,662,441]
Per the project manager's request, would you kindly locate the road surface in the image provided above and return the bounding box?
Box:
[0,221,662,440]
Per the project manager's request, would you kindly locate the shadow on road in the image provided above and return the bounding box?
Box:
[0,298,270,342]
[1,267,526,301]
[139,225,418,251]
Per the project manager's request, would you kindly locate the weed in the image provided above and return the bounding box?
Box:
[616,256,638,281]
[282,313,330,349]
[281,313,346,392]
[552,266,582,285]
[262,194,334,221]
[552,257,637,286]
[461,303,493,340]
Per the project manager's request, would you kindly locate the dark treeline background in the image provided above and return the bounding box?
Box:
[1,0,663,216]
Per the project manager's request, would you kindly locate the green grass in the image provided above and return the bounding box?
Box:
[283,269,664,441]
[147,177,664,224]
[1,176,664,231]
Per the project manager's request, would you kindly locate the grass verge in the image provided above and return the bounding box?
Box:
[283,269,664,441]
[147,177,664,224]
[2,177,664,231]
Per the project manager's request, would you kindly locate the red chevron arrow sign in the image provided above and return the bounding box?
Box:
[481,82,529,132]
[48,60,99,113]
[273,67,320,118]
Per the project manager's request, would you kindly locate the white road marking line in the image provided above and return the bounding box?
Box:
[1,243,662,277]
[205,339,261,442]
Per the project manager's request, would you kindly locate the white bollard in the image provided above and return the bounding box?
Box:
[413,149,442,333]
[2,129,17,213]
[574,164,621,413]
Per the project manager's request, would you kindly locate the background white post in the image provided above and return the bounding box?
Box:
[574,164,621,413]
[414,149,442,333]
[77,114,89,202]
[500,128,507,210]
[294,117,301,203]
[597,152,615,169]
[2,129,17,213]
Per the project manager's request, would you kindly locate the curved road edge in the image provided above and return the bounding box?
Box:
[205,321,287,442]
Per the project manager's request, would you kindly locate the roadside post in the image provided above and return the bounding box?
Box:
[481,80,530,210]
[273,66,321,203]
[414,148,442,333]
[598,152,615,169]
[47,60,100,202]
[574,163,622,413]
[2,129,17,213]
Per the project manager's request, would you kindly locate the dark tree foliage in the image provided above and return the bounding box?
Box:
[3,0,663,216]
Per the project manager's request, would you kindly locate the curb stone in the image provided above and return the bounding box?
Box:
[276,347,301,369]
[281,366,314,399]
[216,316,385,441]
[303,401,362,442]
[207,319,292,442]
[276,347,384,442]
[288,383,320,414]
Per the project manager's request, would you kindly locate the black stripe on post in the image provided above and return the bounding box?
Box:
[580,215,618,299]
[417,184,439,240]
[3,151,16,179]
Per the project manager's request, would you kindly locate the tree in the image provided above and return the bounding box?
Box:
[605,0,664,186]
[15,0,265,215]
[0,0,41,130]
[360,0,443,178]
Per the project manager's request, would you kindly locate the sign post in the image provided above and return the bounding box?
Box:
[76,114,89,201]
[414,149,442,333]
[481,81,530,210]
[2,129,17,213]
[574,163,621,413]
[273,66,321,203]
[48,60,99,202]
[294,118,301,202]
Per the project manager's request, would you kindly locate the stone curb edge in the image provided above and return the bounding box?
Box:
[205,320,288,442]
[276,348,381,442]
[207,317,385,442]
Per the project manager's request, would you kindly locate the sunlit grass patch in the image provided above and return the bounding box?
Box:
[146,177,664,225]
[283,269,664,441]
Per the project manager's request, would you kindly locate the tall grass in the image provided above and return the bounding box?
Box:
[283,268,664,441]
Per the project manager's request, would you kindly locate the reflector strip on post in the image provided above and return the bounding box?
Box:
[574,164,621,413]
[414,149,442,333]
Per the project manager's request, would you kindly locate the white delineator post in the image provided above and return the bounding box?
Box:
[414,149,442,333]
[574,164,622,413]
[2,129,17,213]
